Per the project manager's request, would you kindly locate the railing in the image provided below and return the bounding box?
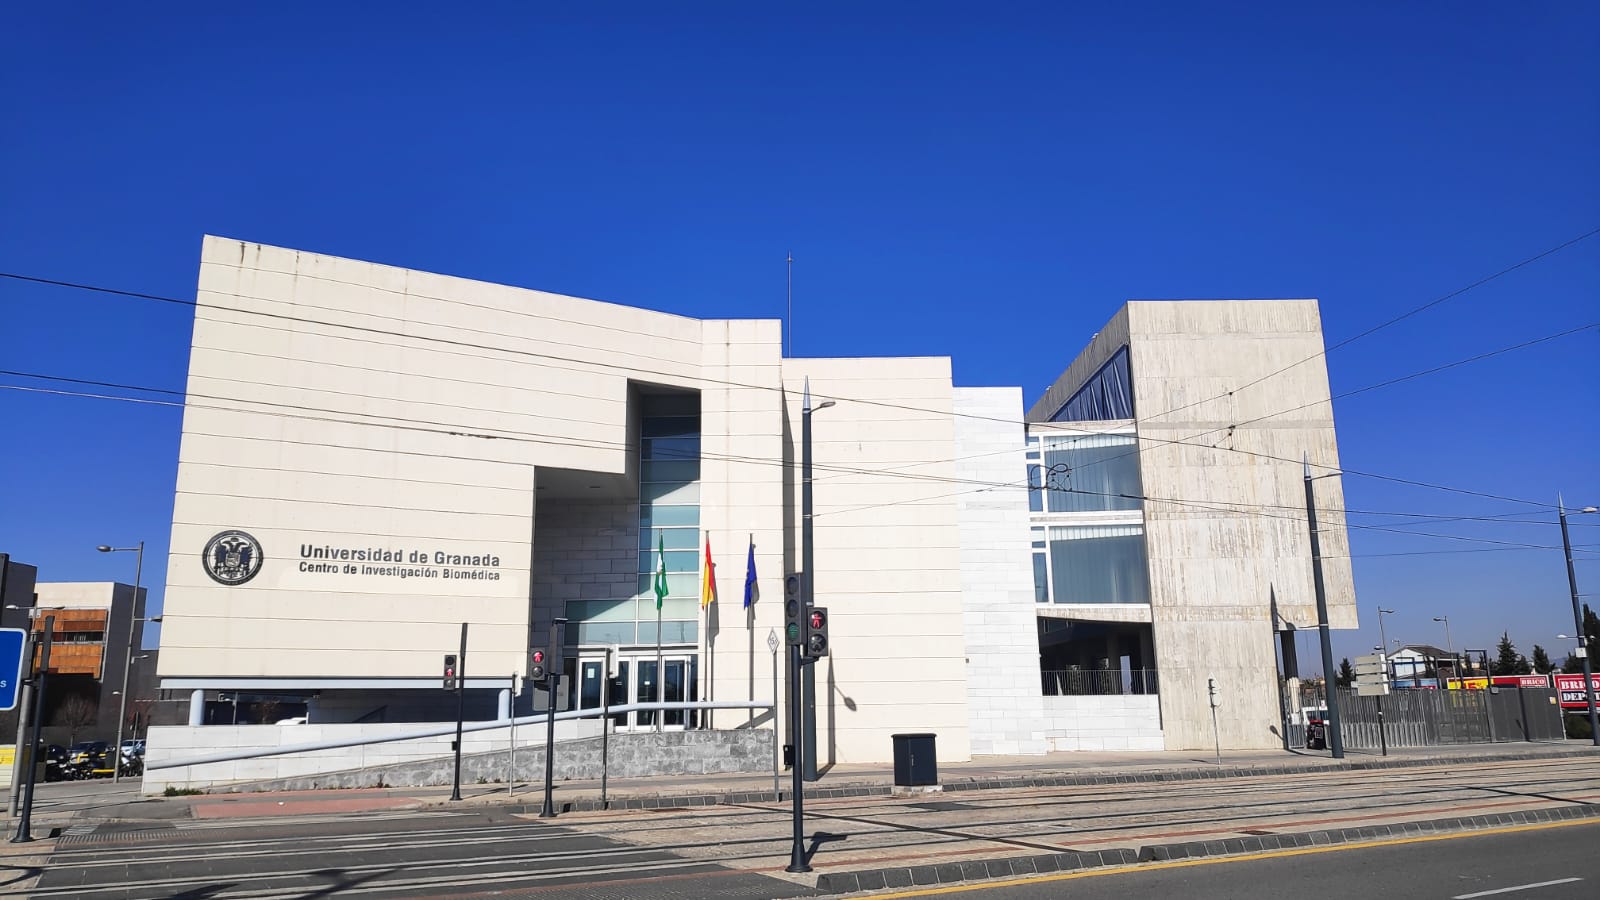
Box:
[1042,668,1159,697]
[147,700,773,771]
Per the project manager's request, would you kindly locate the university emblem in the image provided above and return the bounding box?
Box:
[203,530,263,586]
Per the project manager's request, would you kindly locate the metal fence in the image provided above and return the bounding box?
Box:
[1337,688,1488,748]
[1300,687,1566,750]
[1041,669,1159,697]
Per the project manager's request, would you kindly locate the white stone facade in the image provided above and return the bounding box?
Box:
[953,388,1047,756]
[156,239,1355,770]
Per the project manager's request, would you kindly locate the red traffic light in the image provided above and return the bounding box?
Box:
[809,611,825,629]
[531,650,545,664]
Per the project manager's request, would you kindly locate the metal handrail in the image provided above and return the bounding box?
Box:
[147,700,772,771]
[1041,668,1160,696]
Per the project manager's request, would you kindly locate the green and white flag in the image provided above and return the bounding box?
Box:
[653,531,669,610]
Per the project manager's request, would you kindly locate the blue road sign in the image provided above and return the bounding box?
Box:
[0,627,25,712]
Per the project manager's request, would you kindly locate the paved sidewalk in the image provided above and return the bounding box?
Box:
[465,740,1600,814]
[23,739,1595,828]
[6,742,1596,897]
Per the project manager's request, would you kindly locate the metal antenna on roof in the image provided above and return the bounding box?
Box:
[786,251,793,358]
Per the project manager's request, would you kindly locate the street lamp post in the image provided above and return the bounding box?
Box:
[1432,616,1455,686]
[1377,607,1396,676]
[1302,455,1344,759]
[98,542,144,784]
[1558,498,1600,746]
[799,382,835,783]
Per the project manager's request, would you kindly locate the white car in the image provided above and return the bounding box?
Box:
[274,716,308,725]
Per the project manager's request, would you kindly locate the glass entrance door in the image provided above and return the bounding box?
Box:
[576,651,694,732]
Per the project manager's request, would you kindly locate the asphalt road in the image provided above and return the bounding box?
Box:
[25,807,819,899]
[870,820,1599,899]
[10,758,1599,899]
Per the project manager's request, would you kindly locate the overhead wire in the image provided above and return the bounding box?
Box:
[1121,225,1600,426]
[6,374,1595,558]
[4,238,1592,511]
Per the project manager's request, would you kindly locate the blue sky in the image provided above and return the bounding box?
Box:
[1,3,1596,669]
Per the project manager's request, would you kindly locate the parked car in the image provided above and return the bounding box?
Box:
[41,744,68,782]
[67,741,113,778]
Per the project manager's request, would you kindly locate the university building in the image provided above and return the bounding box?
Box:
[150,237,1356,779]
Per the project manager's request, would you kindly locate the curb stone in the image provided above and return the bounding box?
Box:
[480,745,1598,816]
[812,804,1600,895]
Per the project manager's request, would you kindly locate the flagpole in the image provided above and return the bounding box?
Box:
[701,534,715,731]
[748,533,756,723]
[655,529,663,734]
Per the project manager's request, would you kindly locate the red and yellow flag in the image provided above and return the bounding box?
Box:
[701,536,717,608]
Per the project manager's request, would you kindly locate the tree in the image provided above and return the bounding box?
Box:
[52,694,99,744]
[1532,645,1552,674]
[1493,632,1521,677]
[1514,654,1532,675]
[1336,657,1354,688]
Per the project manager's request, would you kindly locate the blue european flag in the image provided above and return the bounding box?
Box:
[743,540,758,609]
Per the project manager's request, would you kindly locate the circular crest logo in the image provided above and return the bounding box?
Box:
[203,530,264,586]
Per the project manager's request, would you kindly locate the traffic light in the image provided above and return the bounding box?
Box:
[784,573,803,648]
[530,647,547,683]
[807,607,829,658]
[442,654,458,690]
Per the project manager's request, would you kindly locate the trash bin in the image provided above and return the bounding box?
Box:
[1306,722,1327,751]
[891,733,938,786]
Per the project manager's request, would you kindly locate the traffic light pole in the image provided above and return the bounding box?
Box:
[785,641,809,873]
[450,622,467,802]
[540,618,566,818]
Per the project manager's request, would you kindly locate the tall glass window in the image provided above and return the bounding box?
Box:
[568,393,702,647]
[636,394,701,645]
[1047,524,1150,605]
[1039,433,1143,513]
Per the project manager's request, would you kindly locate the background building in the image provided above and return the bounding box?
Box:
[1,580,150,746]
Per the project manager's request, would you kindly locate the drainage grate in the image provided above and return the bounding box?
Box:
[57,825,177,848]
[1241,829,1276,836]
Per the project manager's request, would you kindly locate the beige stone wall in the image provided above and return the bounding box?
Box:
[780,357,973,764]
[1127,300,1356,750]
[696,317,788,734]
[1027,300,1357,752]
[163,237,712,682]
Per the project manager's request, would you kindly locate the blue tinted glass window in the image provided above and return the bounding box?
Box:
[1050,346,1133,422]
[1039,433,1142,513]
[1047,524,1150,605]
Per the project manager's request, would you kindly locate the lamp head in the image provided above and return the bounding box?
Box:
[96,545,113,553]
[1433,616,1447,623]
[816,400,836,411]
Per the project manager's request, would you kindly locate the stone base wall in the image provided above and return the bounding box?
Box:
[166,728,775,793]
[1042,695,1164,751]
